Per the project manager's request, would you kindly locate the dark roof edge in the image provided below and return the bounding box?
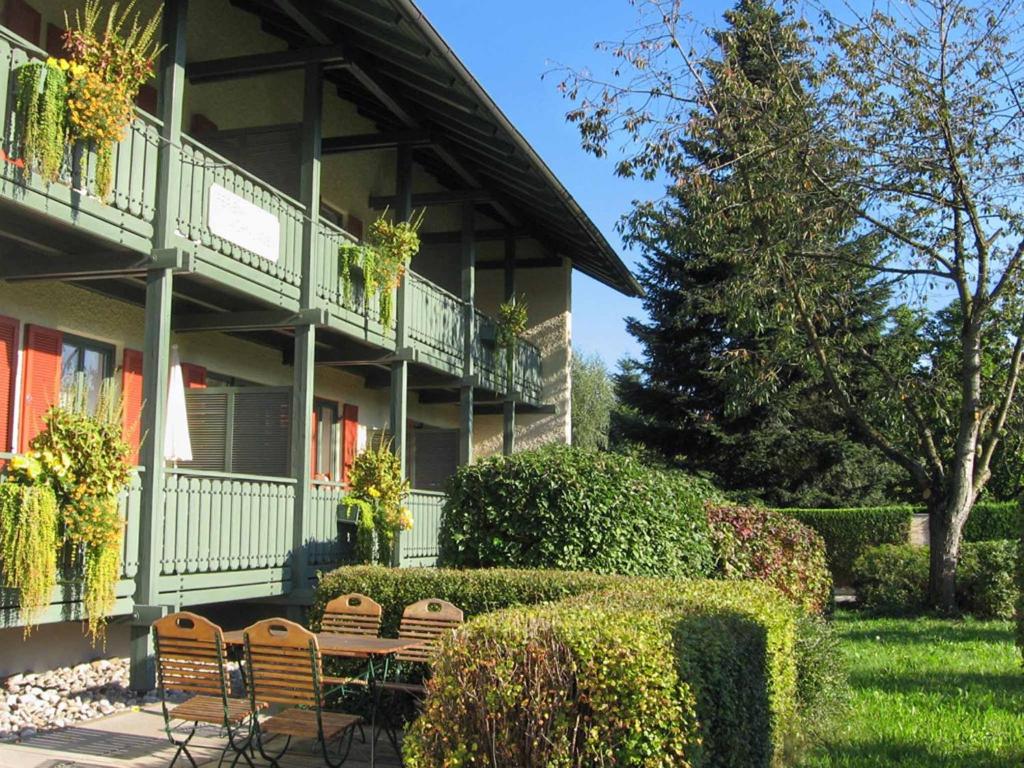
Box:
[392,0,643,298]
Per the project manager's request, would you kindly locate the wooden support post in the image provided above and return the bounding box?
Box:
[503,236,517,456]
[130,0,188,693]
[290,61,323,598]
[460,201,476,465]
[390,144,413,567]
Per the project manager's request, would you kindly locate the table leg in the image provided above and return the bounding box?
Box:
[368,654,392,768]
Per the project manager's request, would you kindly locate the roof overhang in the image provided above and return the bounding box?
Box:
[228,0,642,297]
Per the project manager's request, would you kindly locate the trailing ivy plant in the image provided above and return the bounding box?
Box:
[496,296,528,387]
[62,0,163,200]
[339,496,376,565]
[344,438,412,565]
[339,208,425,327]
[0,471,59,633]
[14,59,69,183]
[28,377,131,645]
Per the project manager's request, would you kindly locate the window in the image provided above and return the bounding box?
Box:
[314,400,338,480]
[60,334,114,411]
[206,371,255,388]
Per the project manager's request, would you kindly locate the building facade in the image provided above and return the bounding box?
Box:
[0,0,639,682]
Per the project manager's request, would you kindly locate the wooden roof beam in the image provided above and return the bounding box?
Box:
[369,189,492,209]
[322,130,431,154]
[187,44,348,83]
[419,228,530,245]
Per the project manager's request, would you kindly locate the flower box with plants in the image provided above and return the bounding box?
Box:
[495,296,528,389]
[0,378,131,645]
[340,438,413,565]
[9,0,162,201]
[339,209,424,327]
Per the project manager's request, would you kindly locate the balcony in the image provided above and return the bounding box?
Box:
[0,456,446,628]
[0,25,544,406]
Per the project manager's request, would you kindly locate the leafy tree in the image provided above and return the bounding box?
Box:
[571,349,616,451]
[558,0,1024,609]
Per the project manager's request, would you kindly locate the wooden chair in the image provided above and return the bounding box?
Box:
[242,618,361,768]
[320,593,383,639]
[382,598,464,697]
[153,612,260,768]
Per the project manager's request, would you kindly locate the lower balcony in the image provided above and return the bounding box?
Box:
[0,460,446,629]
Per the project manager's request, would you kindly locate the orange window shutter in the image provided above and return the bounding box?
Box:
[342,404,359,485]
[0,316,20,453]
[122,349,144,464]
[181,363,207,389]
[19,325,62,452]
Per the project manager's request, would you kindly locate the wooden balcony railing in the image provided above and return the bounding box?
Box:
[408,272,466,374]
[401,490,445,567]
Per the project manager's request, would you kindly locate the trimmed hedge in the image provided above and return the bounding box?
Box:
[853,541,1017,619]
[707,505,832,615]
[438,446,719,577]
[315,566,837,767]
[310,565,620,635]
[964,501,1018,542]
[778,506,913,584]
[1017,504,1024,658]
[404,579,803,768]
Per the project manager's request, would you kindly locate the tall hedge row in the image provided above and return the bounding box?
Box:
[314,566,838,768]
[778,506,912,584]
[439,446,720,578]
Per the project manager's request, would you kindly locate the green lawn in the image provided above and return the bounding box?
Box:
[802,610,1024,768]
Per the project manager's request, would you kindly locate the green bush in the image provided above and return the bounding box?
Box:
[311,565,621,635]
[779,506,913,584]
[792,614,848,747]
[439,445,719,577]
[958,540,1016,620]
[854,541,1017,619]
[852,544,931,615]
[964,501,1018,542]
[707,505,832,615]
[404,579,803,768]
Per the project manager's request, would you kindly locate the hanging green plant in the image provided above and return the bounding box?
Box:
[63,0,164,200]
[340,496,376,565]
[345,438,411,565]
[14,59,69,183]
[338,208,425,326]
[0,476,59,634]
[28,377,131,645]
[496,296,529,386]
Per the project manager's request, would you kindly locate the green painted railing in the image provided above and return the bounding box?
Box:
[314,218,394,344]
[0,32,160,252]
[409,271,466,374]
[515,339,543,403]
[160,469,296,575]
[474,310,503,392]
[400,490,445,567]
[175,135,305,293]
[309,481,346,568]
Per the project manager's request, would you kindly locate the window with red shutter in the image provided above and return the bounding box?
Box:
[181,363,207,389]
[122,349,144,464]
[342,404,359,485]
[20,325,62,452]
[0,316,20,453]
[4,0,41,46]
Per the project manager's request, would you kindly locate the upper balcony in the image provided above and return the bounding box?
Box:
[0,22,545,406]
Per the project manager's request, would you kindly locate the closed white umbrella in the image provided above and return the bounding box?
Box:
[164,345,193,464]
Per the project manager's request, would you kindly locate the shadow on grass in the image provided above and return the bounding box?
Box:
[808,739,1024,768]
[839,623,1013,647]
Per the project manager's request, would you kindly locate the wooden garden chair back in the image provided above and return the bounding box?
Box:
[153,612,258,768]
[242,618,361,768]
[320,592,383,637]
[395,599,464,664]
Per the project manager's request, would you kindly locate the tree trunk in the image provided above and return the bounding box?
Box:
[927,493,972,613]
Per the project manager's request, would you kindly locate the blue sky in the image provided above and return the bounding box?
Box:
[416,0,731,368]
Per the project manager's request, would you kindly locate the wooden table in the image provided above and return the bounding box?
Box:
[222,631,423,767]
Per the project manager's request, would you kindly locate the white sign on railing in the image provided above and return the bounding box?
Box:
[208,183,281,262]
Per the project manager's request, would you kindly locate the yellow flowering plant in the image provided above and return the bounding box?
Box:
[344,437,411,565]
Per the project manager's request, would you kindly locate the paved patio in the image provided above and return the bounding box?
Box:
[0,703,402,768]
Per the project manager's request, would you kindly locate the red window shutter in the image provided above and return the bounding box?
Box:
[136,84,158,114]
[0,316,20,453]
[122,349,144,464]
[19,325,62,452]
[348,215,364,241]
[342,404,359,485]
[181,363,207,389]
[44,22,64,56]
